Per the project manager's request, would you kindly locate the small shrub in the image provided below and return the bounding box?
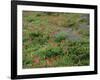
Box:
[26,16,34,22]
[29,31,41,38]
[45,46,64,58]
[33,47,47,59]
[54,31,68,42]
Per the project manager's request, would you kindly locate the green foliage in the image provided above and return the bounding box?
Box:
[26,16,34,22]
[67,40,89,65]
[78,29,89,37]
[23,50,33,68]
[68,45,89,55]
[45,46,64,58]
[54,31,68,42]
[29,31,42,38]
[32,44,64,59]
[31,17,42,26]
[29,29,49,45]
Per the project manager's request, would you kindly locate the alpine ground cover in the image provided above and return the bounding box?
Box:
[22,11,90,68]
